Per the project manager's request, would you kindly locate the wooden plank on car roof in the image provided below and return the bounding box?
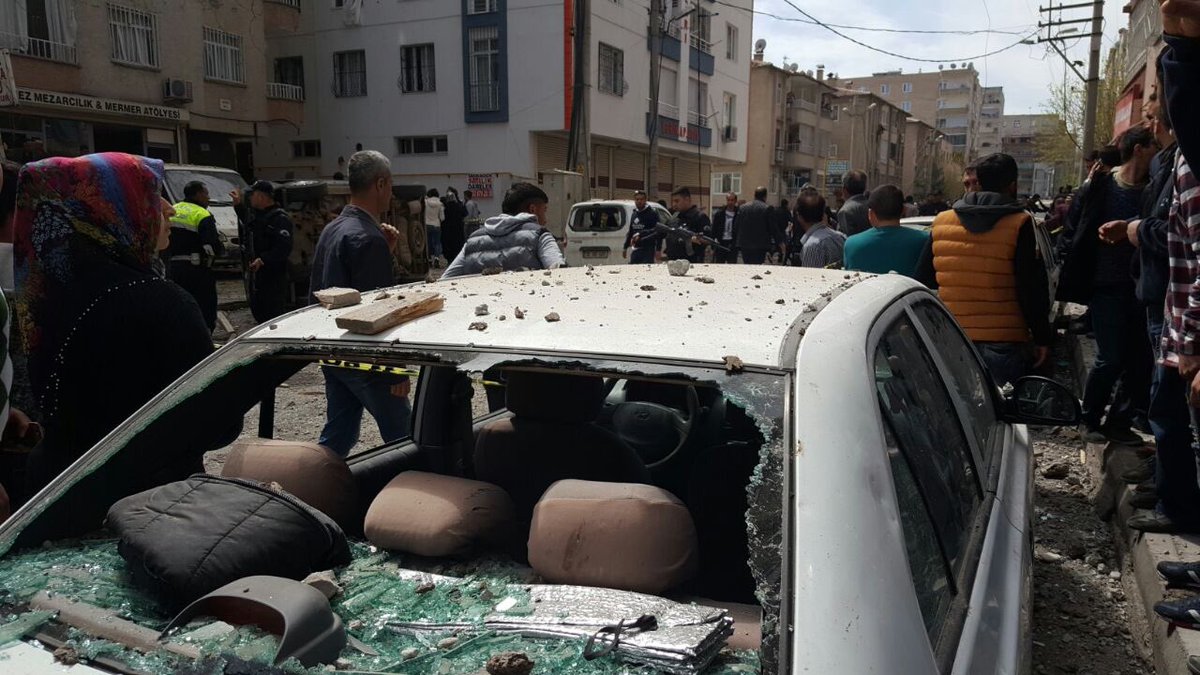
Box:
[335,291,444,335]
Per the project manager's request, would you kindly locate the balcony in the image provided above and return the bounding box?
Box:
[264,0,301,35]
[785,142,817,167]
[267,82,304,101]
[0,33,76,64]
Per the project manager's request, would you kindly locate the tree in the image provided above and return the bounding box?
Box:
[1037,37,1126,184]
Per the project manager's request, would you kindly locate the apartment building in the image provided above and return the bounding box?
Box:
[0,0,274,173]
[254,0,752,213]
[901,118,960,199]
[1112,0,1164,138]
[976,86,1005,155]
[712,54,838,205]
[1000,114,1058,196]
[842,64,983,160]
[826,90,908,195]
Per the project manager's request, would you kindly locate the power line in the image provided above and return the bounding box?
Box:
[710,0,1033,36]
[774,0,1040,63]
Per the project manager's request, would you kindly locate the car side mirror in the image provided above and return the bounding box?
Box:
[1003,376,1081,426]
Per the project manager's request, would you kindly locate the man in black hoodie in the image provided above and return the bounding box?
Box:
[1058,126,1158,444]
[916,153,1052,387]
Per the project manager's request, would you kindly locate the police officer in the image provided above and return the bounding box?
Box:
[167,181,223,332]
[231,180,293,324]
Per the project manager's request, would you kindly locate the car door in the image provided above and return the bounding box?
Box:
[905,299,1033,674]
[872,297,1029,674]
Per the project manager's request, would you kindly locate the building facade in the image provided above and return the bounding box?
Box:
[1112,0,1163,138]
[254,0,752,214]
[0,0,275,173]
[826,90,908,196]
[976,86,1005,155]
[713,54,837,205]
[1000,114,1058,196]
[902,119,960,199]
[841,65,983,160]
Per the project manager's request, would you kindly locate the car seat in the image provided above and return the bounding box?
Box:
[473,371,650,524]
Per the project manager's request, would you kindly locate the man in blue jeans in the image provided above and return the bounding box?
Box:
[308,150,411,456]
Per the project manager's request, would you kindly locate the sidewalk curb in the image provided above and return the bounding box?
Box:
[1070,328,1200,673]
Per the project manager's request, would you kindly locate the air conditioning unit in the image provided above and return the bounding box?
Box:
[774,148,785,163]
[723,126,738,142]
[163,79,194,104]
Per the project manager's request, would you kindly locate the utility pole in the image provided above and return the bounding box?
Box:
[1036,0,1104,182]
[647,0,663,200]
[1080,0,1103,177]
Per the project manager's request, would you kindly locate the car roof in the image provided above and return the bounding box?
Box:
[899,216,934,224]
[249,265,886,368]
[572,200,642,208]
[163,164,243,174]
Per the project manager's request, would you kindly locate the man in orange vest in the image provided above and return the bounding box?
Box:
[916,153,1052,386]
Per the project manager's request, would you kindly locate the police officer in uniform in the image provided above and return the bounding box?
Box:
[167,181,224,331]
[232,181,293,324]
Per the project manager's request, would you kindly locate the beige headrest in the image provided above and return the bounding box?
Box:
[221,438,358,528]
[528,479,698,595]
[364,471,516,557]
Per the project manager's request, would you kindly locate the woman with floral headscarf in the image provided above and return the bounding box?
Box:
[13,153,213,523]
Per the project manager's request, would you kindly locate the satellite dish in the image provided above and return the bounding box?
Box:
[950,63,957,69]
[754,38,767,52]
[789,63,799,72]
[938,64,944,70]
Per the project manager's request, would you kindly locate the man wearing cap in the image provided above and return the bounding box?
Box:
[168,181,224,332]
[232,180,294,324]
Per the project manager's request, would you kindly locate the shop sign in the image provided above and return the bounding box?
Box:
[16,88,189,122]
[467,174,494,199]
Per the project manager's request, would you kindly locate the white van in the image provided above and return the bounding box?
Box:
[162,164,250,270]
[563,199,673,267]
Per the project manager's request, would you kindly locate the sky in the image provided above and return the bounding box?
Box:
[741,0,1130,115]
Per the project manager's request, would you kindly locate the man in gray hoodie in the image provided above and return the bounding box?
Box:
[441,183,565,278]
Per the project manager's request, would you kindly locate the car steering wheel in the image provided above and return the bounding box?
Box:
[610,386,699,469]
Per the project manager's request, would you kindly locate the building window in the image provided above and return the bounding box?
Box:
[711,172,742,196]
[1013,120,1021,128]
[902,101,912,113]
[107,3,159,68]
[902,82,912,93]
[723,91,736,129]
[292,140,321,158]
[333,50,367,97]
[598,43,624,96]
[725,23,738,61]
[332,0,344,6]
[468,0,497,14]
[467,26,501,112]
[400,44,436,93]
[397,135,449,155]
[274,56,305,91]
[202,27,244,84]
[880,84,890,95]
[937,99,945,109]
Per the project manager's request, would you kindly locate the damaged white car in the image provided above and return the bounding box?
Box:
[0,265,1077,674]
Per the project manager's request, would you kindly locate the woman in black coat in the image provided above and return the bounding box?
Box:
[13,153,215,536]
[441,188,469,263]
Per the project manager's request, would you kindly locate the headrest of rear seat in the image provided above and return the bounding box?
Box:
[527,479,698,595]
[504,371,605,424]
[221,438,358,528]
[364,471,516,557]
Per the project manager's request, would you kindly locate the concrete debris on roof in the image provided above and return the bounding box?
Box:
[667,259,691,276]
[545,312,560,323]
[514,308,525,320]
[475,304,489,316]
[313,287,361,309]
[469,322,488,331]
[722,355,745,373]
[481,266,503,276]
[695,276,715,284]
[640,285,657,292]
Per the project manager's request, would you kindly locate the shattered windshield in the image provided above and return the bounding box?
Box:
[0,343,788,674]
